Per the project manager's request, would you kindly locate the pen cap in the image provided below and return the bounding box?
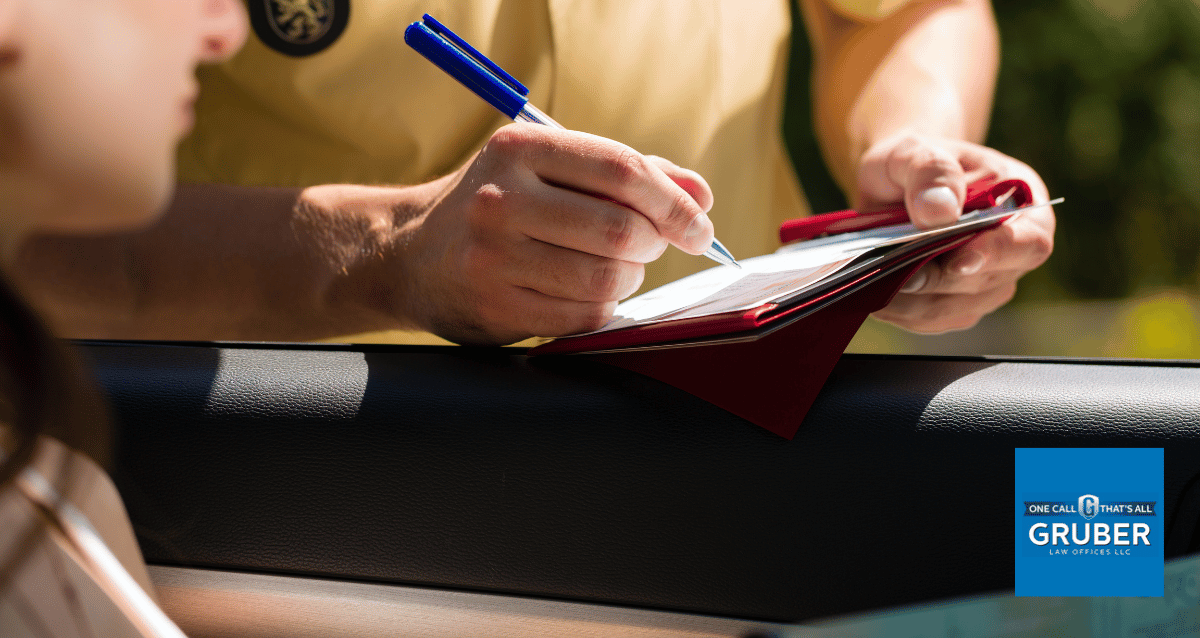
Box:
[404,15,530,119]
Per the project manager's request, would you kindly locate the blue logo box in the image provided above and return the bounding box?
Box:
[1015,448,1163,597]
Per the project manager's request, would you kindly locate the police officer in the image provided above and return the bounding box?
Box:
[15,0,1053,346]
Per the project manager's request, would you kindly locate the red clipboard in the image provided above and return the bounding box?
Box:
[529,178,1034,439]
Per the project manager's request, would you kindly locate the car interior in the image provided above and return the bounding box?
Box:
[85,339,1200,637]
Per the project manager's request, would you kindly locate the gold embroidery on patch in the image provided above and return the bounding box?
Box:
[267,0,334,45]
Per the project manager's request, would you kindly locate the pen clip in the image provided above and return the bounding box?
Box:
[404,14,530,118]
[418,14,528,98]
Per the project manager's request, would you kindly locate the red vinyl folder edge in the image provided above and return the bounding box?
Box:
[529,179,1035,439]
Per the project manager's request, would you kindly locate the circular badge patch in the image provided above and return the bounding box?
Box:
[248,0,349,57]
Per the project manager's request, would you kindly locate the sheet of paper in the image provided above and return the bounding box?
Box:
[647,259,854,323]
[593,241,874,333]
[579,198,1059,336]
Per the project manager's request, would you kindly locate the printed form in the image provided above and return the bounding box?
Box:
[589,197,1052,335]
[597,242,873,332]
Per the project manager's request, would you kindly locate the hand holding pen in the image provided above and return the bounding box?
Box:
[405,14,739,268]
[367,15,733,345]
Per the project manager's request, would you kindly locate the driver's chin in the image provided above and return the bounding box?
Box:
[42,173,174,235]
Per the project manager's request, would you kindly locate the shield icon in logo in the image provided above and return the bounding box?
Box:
[1079,494,1099,520]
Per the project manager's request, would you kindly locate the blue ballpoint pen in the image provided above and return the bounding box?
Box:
[404,14,740,269]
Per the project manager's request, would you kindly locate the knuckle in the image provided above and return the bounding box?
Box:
[470,183,508,226]
[606,147,647,185]
[665,188,700,229]
[1028,230,1054,264]
[914,150,959,177]
[588,261,625,300]
[981,272,1010,294]
[930,153,962,176]
[889,135,963,182]
[603,213,637,256]
[886,134,926,165]
[485,125,555,168]
[486,124,532,155]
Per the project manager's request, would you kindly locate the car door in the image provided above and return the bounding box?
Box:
[83,340,1200,637]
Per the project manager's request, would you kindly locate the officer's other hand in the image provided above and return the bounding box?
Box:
[855,132,1055,334]
[401,123,714,345]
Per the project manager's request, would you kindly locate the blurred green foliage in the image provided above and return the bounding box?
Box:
[989,0,1200,301]
[785,0,1200,304]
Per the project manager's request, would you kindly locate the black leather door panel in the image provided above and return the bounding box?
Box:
[82,342,1200,622]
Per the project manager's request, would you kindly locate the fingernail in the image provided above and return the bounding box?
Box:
[684,215,711,246]
[952,250,986,276]
[915,186,959,222]
[900,268,928,293]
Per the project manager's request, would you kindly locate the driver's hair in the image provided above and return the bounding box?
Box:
[0,271,111,593]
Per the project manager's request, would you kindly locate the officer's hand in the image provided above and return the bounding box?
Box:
[857,133,1055,333]
[401,123,714,345]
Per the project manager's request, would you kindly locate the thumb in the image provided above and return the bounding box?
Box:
[857,136,966,229]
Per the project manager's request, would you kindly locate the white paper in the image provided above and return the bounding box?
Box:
[593,243,871,333]
[577,198,1058,337]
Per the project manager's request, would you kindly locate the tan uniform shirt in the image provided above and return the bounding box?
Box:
[179,0,900,343]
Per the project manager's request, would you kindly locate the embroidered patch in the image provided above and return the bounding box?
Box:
[248,0,349,57]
